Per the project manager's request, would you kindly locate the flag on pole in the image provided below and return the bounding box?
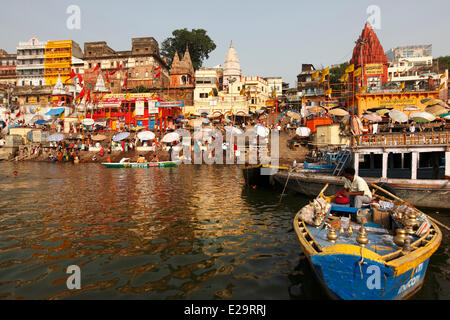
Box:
[93,64,100,72]
[353,68,362,77]
[440,74,447,79]
[319,76,326,84]
[109,64,123,76]
[439,82,445,90]
[208,89,214,96]
[399,82,405,90]
[240,88,245,95]
[65,69,77,83]
[361,86,367,93]
[322,67,330,76]
[77,73,83,85]
[312,71,320,80]
[345,64,354,73]
[155,72,161,78]
[325,88,332,96]
[122,72,128,89]
[154,66,162,71]
[75,87,85,102]
[340,74,349,82]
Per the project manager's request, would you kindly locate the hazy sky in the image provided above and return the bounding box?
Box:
[1,0,449,86]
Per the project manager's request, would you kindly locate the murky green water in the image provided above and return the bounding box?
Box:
[0,162,448,299]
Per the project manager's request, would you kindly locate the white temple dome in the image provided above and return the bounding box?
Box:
[223,41,241,86]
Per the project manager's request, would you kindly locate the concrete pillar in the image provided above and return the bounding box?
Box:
[354,153,359,176]
[401,153,404,169]
[411,152,418,180]
[445,151,450,178]
[382,153,388,179]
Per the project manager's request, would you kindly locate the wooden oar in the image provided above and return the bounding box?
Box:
[319,183,329,198]
[371,183,450,232]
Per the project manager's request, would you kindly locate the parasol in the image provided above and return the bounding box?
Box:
[295,127,311,137]
[255,125,269,137]
[92,134,107,141]
[307,106,325,114]
[330,108,349,117]
[47,133,64,142]
[82,118,95,126]
[376,109,391,116]
[425,105,447,116]
[440,113,450,120]
[113,132,130,142]
[189,119,203,127]
[287,111,301,119]
[422,98,445,106]
[224,126,243,135]
[409,112,436,123]
[137,131,155,141]
[162,132,180,143]
[362,113,382,122]
[34,119,49,125]
[388,110,408,123]
[202,118,210,124]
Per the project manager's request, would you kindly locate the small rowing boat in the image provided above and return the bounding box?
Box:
[293,184,442,300]
[102,161,181,168]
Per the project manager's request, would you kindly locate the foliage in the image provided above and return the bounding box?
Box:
[131,86,150,93]
[435,56,450,73]
[329,62,350,84]
[161,28,216,70]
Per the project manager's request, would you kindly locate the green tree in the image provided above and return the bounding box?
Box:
[131,85,150,93]
[329,62,350,84]
[435,56,450,73]
[161,29,216,70]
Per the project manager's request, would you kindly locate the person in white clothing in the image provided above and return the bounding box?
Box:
[340,167,372,208]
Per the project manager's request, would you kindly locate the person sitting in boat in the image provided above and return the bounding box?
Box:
[137,155,146,163]
[151,155,159,162]
[119,157,130,164]
[340,167,372,208]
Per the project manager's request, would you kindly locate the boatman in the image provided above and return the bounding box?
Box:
[340,167,372,208]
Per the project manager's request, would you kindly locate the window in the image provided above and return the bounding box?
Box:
[89,63,92,68]
[199,93,208,98]
[136,72,139,77]
[145,71,149,77]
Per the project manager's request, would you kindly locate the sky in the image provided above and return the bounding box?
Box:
[1,0,450,86]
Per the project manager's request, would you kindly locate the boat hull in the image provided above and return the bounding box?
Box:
[275,171,450,209]
[102,161,181,168]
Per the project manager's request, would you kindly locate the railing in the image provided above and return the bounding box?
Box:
[353,131,450,147]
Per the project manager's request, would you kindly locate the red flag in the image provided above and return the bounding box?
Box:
[105,72,110,83]
[75,87,85,102]
[65,69,76,83]
[86,90,91,104]
[15,109,21,118]
[109,64,123,76]
[77,73,83,85]
[155,72,161,78]
[122,72,128,89]
[93,64,100,72]
[154,66,162,71]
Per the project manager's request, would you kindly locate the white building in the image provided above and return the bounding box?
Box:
[16,37,47,87]
[223,41,242,89]
[386,45,441,89]
[265,77,283,97]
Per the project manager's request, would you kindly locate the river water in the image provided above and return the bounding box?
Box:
[0,162,448,300]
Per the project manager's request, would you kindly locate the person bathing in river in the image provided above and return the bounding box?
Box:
[338,167,372,208]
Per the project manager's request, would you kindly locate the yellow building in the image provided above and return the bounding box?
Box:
[44,40,83,85]
[356,91,440,117]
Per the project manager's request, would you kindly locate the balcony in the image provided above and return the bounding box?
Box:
[45,51,72,59]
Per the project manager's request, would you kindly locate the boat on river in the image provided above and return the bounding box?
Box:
[102,160,181,168]
[293,184,442,300]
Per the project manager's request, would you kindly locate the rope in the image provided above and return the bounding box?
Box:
[358,245,365,280]
[279,170,292,203]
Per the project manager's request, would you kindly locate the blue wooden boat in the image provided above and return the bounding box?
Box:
[303,150,351,173]
[293,184,442,300]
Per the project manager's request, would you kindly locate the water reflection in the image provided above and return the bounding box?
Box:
[0,162,448,300]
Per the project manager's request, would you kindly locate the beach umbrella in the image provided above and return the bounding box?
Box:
[388,110,408,123]
[137,130,155,141]
[162,132,180,143]
[224,126,243,135]
[376,109,391,116]
[410,112,436,123]
[403,105,421,112]
[440,113,450,120]
[194,128,213,141]
[307,106,325,114]
[202,118,210,124]
[425,105,447,116]
[255,125,269,137]
[296,127,311,137]
[47,133,64,142]
[362,113,383,122]
[287,111,301,119]
[82,118,95,126]
[92,134,107,141]
[421,98,444,106]
[330,108,349,117]
[113,131,130,142]
[34,119,49,125]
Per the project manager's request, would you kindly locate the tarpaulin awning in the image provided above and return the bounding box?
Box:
[45,108,65,116]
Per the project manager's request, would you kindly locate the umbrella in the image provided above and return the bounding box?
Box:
[410,112,436,123]
[45,108,65,116]
[425,105,447,116]
[162,132,180,143]
[403,105,420,111]
[194,128,213,141]
[307,107,325,114]
[224,126,243,135]
[255,125,269,137]
[287,111,301,119]
[113,132,130,142]
[137,131,155,141]
[82,118,95,126]
[421,98,444,106]
[296,127,311,137]
[92,134,107,141]
[34,119,49,125]
[189,119,203,127]
[362,113,383,122]
[440,113,450,120]
[330,108,349,117]
[47,133,64,142]
[202,118,210,124]
[388,110,408,123]
[376,109,391,116]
